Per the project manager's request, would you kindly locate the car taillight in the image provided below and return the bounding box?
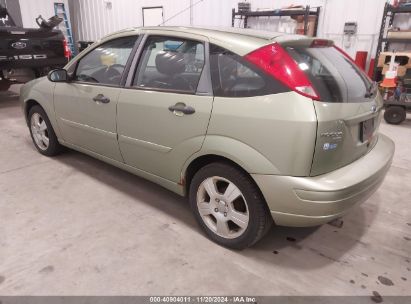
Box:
[63,39,71,60]
[244,43,319,100]
[311,39,332,47]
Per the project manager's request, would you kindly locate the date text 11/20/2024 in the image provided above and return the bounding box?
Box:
[149,296,257,303]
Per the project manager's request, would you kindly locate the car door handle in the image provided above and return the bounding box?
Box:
[92,94,110,104]
[168,102,195,116]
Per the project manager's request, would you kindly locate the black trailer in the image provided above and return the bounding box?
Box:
[383,93,411,125]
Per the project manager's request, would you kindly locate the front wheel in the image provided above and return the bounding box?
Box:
[28,105,62,156]
[189,162,273,249]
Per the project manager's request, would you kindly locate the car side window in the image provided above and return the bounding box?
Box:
[132,36,205,94]
[74,36,137,86]
[210,44,288,97]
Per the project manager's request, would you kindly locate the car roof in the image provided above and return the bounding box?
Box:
[104,26,309,55]
[144,26,284,40]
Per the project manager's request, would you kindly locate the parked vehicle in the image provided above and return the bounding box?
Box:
[20,27,395,249]
[0,5,69,91]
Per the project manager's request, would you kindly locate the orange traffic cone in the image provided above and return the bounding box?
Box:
[380,71,397,88]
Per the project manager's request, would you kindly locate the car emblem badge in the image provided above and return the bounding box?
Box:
[323,142,338,151]
[320,131,344,141]
[371,105,377,113]
[11,42,27,49]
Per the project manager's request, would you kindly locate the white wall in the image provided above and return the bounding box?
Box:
[72,0,191,42]
[319,0,385,59]
[20,0,396,66]
[19,0,70,28]
[192,0,387,60]
[70,0,389,61]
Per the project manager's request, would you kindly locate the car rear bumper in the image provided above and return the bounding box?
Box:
[0,58,67,69]
[252,134,395,227]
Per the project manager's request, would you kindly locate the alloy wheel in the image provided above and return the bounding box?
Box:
[30,113,49,151]
[196,176,249,239]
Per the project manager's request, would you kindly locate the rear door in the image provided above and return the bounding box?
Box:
[285,43,382,176]
[117,33,213,183]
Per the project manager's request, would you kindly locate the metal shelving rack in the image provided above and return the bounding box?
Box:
[231,5,321,37]
[373,2,411,80]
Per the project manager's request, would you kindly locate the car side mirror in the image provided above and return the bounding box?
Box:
[48,69,68,82]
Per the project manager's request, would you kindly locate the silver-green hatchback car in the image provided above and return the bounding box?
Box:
[21,27,395,249]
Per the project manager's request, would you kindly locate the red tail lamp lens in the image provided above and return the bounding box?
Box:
[244,43,319,100]
[63,39,71,60]
[311,39,332,47]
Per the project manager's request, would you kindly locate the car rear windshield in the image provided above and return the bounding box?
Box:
[285,46,373,103]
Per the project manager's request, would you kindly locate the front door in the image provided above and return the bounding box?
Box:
[54,35,138,161]
[117,34,213,182]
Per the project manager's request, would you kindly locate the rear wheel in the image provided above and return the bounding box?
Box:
[189,162,273,249]
[28,105,62,156]
[384,106,406,124]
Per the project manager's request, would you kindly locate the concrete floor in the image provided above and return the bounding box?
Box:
[0,85,410,297]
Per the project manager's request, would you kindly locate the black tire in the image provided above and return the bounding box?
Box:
[189,162,273,249]
[28,105,62,156]
[384,106,406,125]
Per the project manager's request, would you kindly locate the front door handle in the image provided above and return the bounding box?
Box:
[93,94,110,104]
[168,102,195,116]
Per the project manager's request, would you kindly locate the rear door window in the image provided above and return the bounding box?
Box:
[286,46,373,103]
[132,36,205,94]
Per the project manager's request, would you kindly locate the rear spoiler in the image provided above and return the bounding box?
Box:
[279,38,334,48]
